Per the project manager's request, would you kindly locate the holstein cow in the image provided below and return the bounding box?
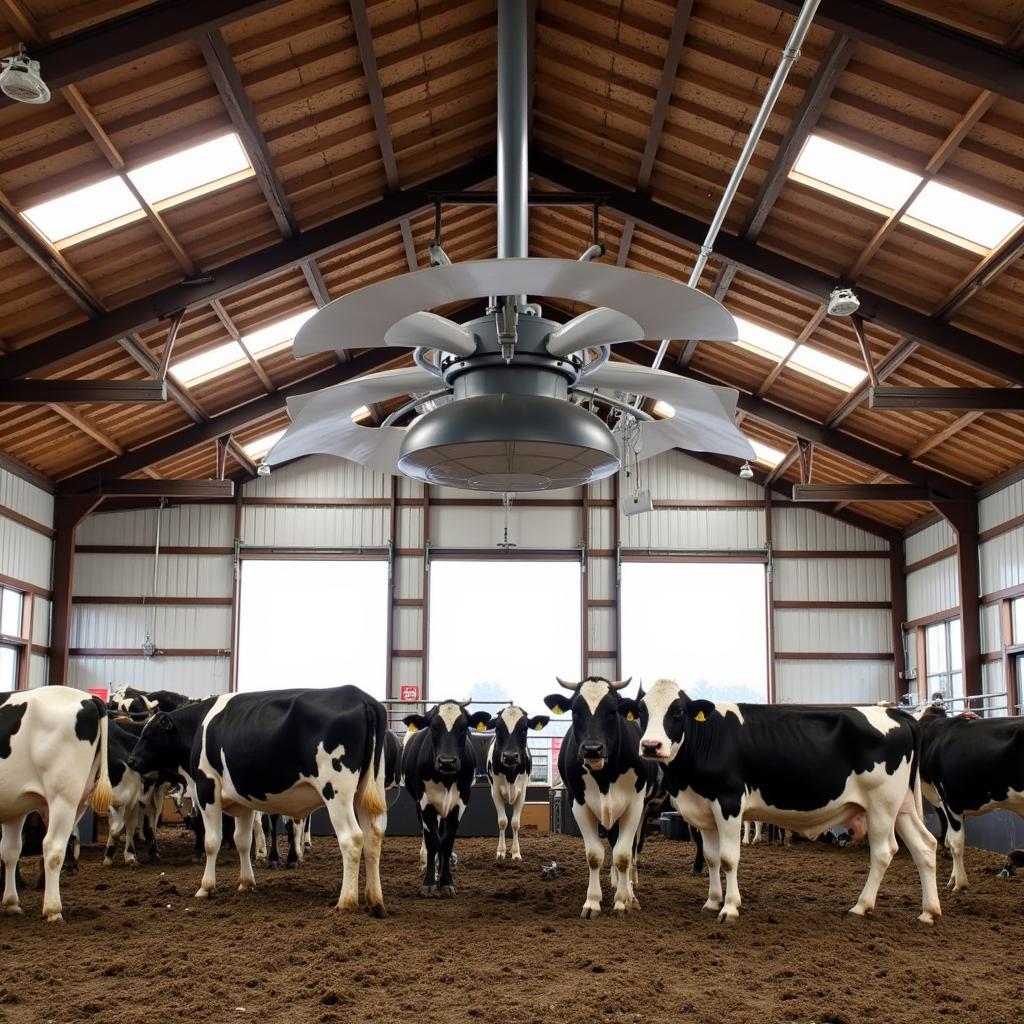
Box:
[916,705,1024,891]
[109,686,192,717]
[402,702,492,897]
[484,707,549,862]
[632,679,941,924]
[543,677,660,918]
[0,688,113,922]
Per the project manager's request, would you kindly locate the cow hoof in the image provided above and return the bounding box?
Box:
[690,867,703,877]
[718,907,739,925]
[701,899,722,914]
[286,862,298,870]
[44,912,65,924]
[335,898,360,912]
[102,857,113,867]
[439,884,457,898]
[237,882,255,893]
[511,855,522,865]
[629,896,641,911]
[847,904,870,918]
[419,885,439,898]
[3,904,23,916]
[496,852,506,861]
[580,902,601,919]
[918,910,938,925]
[266,861,279,871]
[365,901,387,919]
[194,888,212,900]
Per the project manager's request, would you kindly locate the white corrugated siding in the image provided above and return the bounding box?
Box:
[982,661,1008,716]
[29,653,48,689]
[430,505,579,549]
[32,598,50,646]
[641,452,762,500]
[73,553,233,597]
[905,520,956,564]
[622,509,764,550]
[242,506,389,548]
[773,558,890,602]
[247,454,388,499]
[906,558,958,620]
[775,609,892,654]
[77,505,233,547]
[0,466,53,525]
[772,508,887,552]
[980,526,1024,596]
[775,662,893,704]
[67,656,228,696]
[980,477,1024,533]
[981,602,1002,652]
[71,605,231,650]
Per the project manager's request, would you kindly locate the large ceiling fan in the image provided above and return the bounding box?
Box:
[267,0,754,492]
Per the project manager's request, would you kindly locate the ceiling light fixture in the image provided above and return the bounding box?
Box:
[0,47,50,104]
[827,286,861,317]
[739,462,755,480]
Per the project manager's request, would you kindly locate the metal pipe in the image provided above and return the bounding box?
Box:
[649,0,822,374]
[571,387,654,421]
[381,388,452,427]
[497,0,529,262]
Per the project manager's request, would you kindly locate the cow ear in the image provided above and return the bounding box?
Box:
[687,699,714,724]
[402,714,428,733]
[618,698,640,722]
[467,711,492,732]
[527,715,550,732]
[156,711,173,732]
[543,693,570,715]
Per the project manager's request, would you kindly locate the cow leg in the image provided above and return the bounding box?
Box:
[285,819,300,869]
[610,800,645,914]
[104,801,128,867]
[491,783,508,861]
[691,828,705,875]
[572,802,604,919]
[266,814,280,869]
[190,814,205,864]
[195,799,223,899]
[700,827,723,913]
[418,806,440,896]
[252,814,267,865]
[436,807,462,898]
[304,816,313,851]
[849,809,900,918]
[713,809,744,924]
[742,821,750,845]
[945,809,969,891]
[934,806,949,852]
[232,811,257,892]
[509,782,528,863]
[895,795,941,924]
[324,790,364,912]
[752,821,763,845]
[354,804,386,918]
[40,799,77,922]
[1,815,27,915]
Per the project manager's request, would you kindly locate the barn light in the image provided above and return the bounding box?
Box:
[739,461,754,480]
[257,461,271,477]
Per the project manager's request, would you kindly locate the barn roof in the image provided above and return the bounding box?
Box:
[1,0,1022,533]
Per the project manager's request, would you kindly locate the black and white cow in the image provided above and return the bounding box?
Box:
[631,678,941,924]
[401,702,491,897]
[0,688,113,922]
[109,686,192,717]
[184,686,387,914]
[543,677,660,918]
[483,707,549,862]
[916,706,1024,891]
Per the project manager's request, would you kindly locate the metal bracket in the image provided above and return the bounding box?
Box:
[157,309,186,382]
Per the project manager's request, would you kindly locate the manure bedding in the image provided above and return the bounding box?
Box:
[0,828,1021,1024]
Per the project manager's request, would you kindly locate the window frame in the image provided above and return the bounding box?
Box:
[923,617,964,705]
[0,584,32,692]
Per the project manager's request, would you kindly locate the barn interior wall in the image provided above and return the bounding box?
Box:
[0,464,54,688]
[66,451,892,705]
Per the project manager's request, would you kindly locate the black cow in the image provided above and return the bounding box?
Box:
[631,678,940,924]
[144,687,388,915]
[384,729,402,791]
[483,706,549,862]
[916,706,1024,891]
[543,676,660,918]
[109,686,193,717]
[401,701,491,897]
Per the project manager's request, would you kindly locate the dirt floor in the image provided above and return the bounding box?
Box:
[1,826,1022,1024]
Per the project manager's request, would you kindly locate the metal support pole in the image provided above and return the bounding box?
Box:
[497,0,529,263]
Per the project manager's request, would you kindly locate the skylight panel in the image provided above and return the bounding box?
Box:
[905,181,1023,249]
[793,136,922,210]
[733,317,794,361]
[127,133,251,206]
[170,341,247,385]
[791,345,867,390]
[242,309,318,356]
[244,429,286,460]
[22,177,142,244]
[750,440,785,467]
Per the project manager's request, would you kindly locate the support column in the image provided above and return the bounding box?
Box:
[890,536,908,699]
[935,500,981,699]
[49,495,103,685]
[764,490,776,703]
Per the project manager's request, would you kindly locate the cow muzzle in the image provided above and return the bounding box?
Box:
[435,756,459,775]
[500,753,521,770]
[580,744,606,771]
[640,739,669,761]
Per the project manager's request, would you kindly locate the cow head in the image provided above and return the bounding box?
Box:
[487,706,549,772]
[403,701,492,777]
[543,676,632,772]
[126,711,183,781]
[109,685,158,717]
[627,678,714,763]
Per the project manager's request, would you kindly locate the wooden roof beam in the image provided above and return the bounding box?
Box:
[758,0,1024,105]
[0,380,166,403]
[869,387,1024,411]
[85,479,235,498]
[0,0,293,108]
[531,155,1024,386]
[792,483,961,503]
[0,155,495,381]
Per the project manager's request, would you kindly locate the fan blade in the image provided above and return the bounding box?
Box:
[585,362,756,461]
[384,312,477,356]
[546,308,643,358]
[267,366,440,469]
[294,258,737,357]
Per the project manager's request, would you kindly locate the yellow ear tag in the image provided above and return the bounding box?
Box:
[695,710,706,723]
[553,704,563,715]
[476,722,487,731]
[625,712,635,721]
[533,723,544,731]
[406,723,418,733]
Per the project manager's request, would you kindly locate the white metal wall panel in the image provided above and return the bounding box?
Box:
[775,661,892,704]
[391,656,422,688]
[430,506,579,549]
[396,557,424,600]
[0,517,52,590]
[77,505,233,547]
[29,653,48,689]
[775,609,892,653]
[398,507,423,548]
[71,605,231,650]
[643,451,763,500]
[905,630,917,676]
[980,477,1024,532]
[67,656,228,696]
[588,506,613,552]
[587,557,615,601]
[906,558,958,620]
[32,598,50,646]
[241,506,389,548]
[981,602,1003,652]
[773,558,890,602]
[982,661,1007,716]
[772,508,887,552]
[431,484,581,502]
[622,509,765,550]
[0,466,53,526]
[394,607,422,652]
[588,607,616,656]
[905,520,956,564]
[245,454,388,499]
[588,658,618,680]
[73,553,233,598]
[980,526,1024,596]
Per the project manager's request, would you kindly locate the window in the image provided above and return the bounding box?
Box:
[429,559,582,783]
[733,317,867,391]
[237,560,388,697]
[1012,597,1024,644]
[792,134,1024,251]
[925,619,963,703]
[243,429,286,461]
[242,309,317,357]
[749,439,786,468]
[621,562,768,704]
[21,132,253,246]
[0,585,25,693]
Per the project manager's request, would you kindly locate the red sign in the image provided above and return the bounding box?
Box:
[88,687,109,703]
[400,685,420,701]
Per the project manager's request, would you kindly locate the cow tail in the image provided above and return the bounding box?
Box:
[909,717,924,820]
[91,699,114,814]
[359,701,388,820]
